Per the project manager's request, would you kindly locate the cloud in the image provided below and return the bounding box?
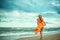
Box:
[43,11,60,28]
[42,11,60,18]
[0,10,38,27]
[0,0,35,12]
[0,0,60,28]
[52,2,60,6]
[0,0,55,12]
[50,0,60,14]
[0,10,60,28]
[44,17,60,28]
[51,0,60,6]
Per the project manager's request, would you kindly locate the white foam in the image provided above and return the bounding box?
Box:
[0,32,34,36]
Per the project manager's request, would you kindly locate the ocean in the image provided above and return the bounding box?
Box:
[0,27,60,40]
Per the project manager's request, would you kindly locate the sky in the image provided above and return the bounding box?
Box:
[0,0,60,28]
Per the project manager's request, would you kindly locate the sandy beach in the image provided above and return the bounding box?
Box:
[17,34,60,40]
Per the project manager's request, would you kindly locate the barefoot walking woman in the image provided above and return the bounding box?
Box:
[34,15,46,40]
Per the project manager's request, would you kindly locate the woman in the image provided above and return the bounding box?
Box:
[34,14,46,40]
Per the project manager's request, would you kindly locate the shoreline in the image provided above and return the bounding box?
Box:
[16,33,60,40]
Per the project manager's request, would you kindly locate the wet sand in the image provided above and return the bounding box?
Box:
[17,34,60,40]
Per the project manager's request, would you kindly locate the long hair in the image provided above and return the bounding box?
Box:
[38,15,42,22]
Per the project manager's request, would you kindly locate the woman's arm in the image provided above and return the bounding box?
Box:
[42,18,46,26]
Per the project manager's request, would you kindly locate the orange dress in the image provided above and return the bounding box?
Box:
[34,18,45,34]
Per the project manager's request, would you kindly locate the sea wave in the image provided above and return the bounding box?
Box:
[0,27,60,36]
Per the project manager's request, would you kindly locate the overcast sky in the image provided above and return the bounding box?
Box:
[0,0,60,28]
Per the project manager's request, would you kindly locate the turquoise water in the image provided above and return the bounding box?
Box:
[0,27,60,40]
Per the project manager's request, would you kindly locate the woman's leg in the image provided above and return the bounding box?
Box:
[40,31,42,40]
[40,27,43,40]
